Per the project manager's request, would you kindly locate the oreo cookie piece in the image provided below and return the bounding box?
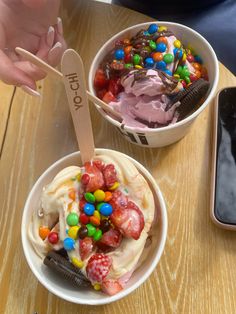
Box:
[44,251,91,287]
[166,79,210,120]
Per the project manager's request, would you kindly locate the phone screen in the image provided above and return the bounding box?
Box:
[214,87,236,224]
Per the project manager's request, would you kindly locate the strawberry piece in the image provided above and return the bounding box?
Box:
[84,162,104,192]
[79,197,86,210]
[102,91,116,104]
[94,69,109,89]
[108,78,123,96]
[103,164,118,188]
[110,200,144,240]
[79,237,94,260]
[109,190,128,209]
[92,160,105,171]
[97,228,122,252]
[97,88,107,100]
[86,253,112,283]
[102,279,123,296]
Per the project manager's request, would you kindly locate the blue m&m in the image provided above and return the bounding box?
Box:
[173,48,183,59]
[148,24,158,34]
[84,203,95,216]
[63,237,75,250]
[164,69,172,76]
[114,49,125,60]
[156,43,167,53]
[156,61,167,70]
[145,57,154,68]
[100,203,113,216]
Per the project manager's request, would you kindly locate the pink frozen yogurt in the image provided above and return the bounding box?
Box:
[109,69,182,128]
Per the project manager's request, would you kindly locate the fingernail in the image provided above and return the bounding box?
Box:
[57,17,63,35]
[21,85,41,97]
[49,41,62,54]
[47,26,55,47]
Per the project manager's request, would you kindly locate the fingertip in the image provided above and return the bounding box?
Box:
[21,85,41,97]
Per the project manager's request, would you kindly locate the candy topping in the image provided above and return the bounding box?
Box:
[94,189,106,202]
[71,257,84,268]
[84,203,95,216]
[100,203,113,216]
[84,192,96,203]
[68,226,80,239]
[48,232,59,244]
[39,226,50,240]
[63,237,75,250]
[66,213,79,226]
[148,23,158,34]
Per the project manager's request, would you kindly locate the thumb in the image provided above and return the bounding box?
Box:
[0,49,36,89]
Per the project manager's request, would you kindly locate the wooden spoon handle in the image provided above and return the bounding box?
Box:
[61,49,95,163]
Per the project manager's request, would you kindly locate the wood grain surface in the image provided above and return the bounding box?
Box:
[1,1,236,313]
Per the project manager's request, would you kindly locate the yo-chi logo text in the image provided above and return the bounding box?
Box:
[66,73,83,110]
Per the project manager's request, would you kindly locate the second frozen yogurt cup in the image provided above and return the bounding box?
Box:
[21,149,167,305]
[89,21,219,147]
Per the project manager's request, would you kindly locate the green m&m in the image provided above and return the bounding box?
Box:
[66,213,79,226]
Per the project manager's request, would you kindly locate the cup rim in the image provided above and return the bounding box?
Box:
[21,148,168,305]
[88,21,219,133]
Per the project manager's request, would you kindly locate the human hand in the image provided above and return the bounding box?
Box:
[0,0,66,96]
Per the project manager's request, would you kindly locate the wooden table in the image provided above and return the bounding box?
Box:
[1,1,236,313]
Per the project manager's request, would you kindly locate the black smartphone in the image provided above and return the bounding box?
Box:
[211,87,236,229]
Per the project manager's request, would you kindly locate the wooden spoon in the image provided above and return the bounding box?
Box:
[15,47,122,122]
[61,49,95,163]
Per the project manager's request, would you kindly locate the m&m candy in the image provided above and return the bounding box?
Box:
[63,237,75,250]
[145,57,154,68]
[86,223,96,237]
[163,53,174,64]
[156,61,166,70]
[80,212,90,225]
[84,192,96,203]
[115,49,125,60]
[68,226,80,239]
[156,43,167,53]
[39,226,50,240]
[100,203,113,216]
[84,203,95,216]
[66,212,79,226]
[148,23,158,34]
[93,229,103,241]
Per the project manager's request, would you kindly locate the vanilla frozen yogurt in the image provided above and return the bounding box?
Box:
[28,150,155,295]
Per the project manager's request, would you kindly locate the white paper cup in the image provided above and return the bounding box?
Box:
[21,149,167,305]
[88,21,219,147]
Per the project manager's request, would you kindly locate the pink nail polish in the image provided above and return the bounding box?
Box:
[21,85,41,97]
[57,17,63,35]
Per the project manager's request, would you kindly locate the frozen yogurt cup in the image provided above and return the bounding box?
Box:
[21,149,167,305]
[89,22,219,147]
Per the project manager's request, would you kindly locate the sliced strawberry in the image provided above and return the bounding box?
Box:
[102,279,123,296]
[79,237,94,260]
[97,88,107,100]
[94,69,109,89]
[103,164,118,188]
[110,200,144,240]
[108,78,123,96]
[84,162,104,192]
[102,91,116,104]
[86,253,112,283]
[92,160,105,171]
[97,228,122,252]
[109,190,128,209]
